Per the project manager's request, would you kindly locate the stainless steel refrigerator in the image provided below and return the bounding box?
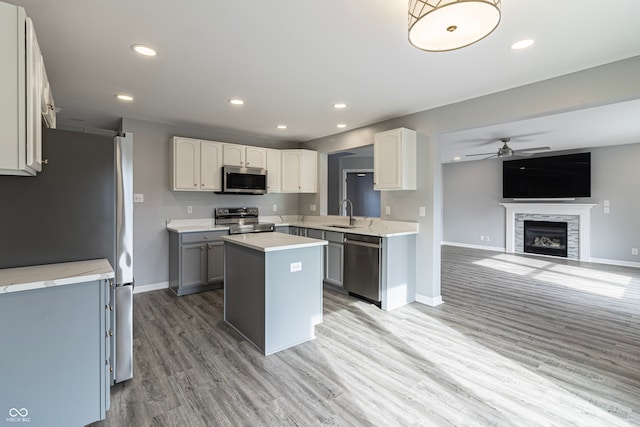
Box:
[0,127,134,384]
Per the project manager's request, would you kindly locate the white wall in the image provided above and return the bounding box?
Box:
[121,118,300,287]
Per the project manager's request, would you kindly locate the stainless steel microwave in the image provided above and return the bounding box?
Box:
[221,165,267,194]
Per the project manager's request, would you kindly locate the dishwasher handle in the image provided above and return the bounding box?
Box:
[344,238,381,249]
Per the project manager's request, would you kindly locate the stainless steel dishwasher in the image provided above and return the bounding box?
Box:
[343,233,382,304]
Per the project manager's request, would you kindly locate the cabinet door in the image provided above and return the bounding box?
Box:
[266,149,281,192]
[374,130,402,190]
[206,241,224,284]
[325,242,343,286]
[245,146,267,168]
[307,228,324,239]
[173,137,200,190]
[26,18,42,173]
[281,150,301,192]
[223,144,245,166]
[181,243,206,288]
[299,150,317,193]
[200,141,222,191]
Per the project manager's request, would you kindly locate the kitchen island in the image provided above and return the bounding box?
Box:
[222,232,327,355]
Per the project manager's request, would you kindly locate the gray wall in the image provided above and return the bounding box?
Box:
[301,56,640,301]
[121,118,300,287]
[442,143,640,264]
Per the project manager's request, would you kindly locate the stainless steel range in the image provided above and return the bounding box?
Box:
[215,207,275,234]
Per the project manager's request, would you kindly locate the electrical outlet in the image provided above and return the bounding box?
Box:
[385,206,391,215]
[187,205,192,214]
[604,207,610,214]
[485,236,490,242]
[603,200,610,207]
[133,193,144,203]
[290,261,302,272]
[480,235,485,241]
[272,204,278,212]
[310,204,316,212]
[633,248,638,256]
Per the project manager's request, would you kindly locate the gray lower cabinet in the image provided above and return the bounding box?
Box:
[324,231,344,287]
[0,279,110,426]
[169,230,226,296]
[275,225,289,234]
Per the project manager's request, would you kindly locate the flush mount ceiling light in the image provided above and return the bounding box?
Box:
[408,0,501,52]
[333,103,347,109]
[115,93,134,102]
[276,124,287,129]
[229,98,244,105]
[131,44,157,57]
[337,124,347,128]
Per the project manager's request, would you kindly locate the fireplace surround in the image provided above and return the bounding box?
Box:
[500,203,596,261]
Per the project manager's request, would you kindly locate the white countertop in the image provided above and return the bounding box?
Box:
[222,232,328,253]
[0,259,114,294]
[168,216,418,237]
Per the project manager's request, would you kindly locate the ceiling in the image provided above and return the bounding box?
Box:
[9,0,640,144]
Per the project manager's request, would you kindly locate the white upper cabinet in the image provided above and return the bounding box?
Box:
[374,128,417,191]
[265,149,281,193]
[0,4,49,176]
[281,149,317,193]
[223,144,267,169]
[172,137,223,191]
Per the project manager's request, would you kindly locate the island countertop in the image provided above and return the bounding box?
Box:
[0,259,115,294]
[222,232,328,253]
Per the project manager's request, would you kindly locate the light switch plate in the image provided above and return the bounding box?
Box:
[419,206,426,217]
[604,207,610,214]
[385,206,391,215]
[310,204,316,212]
[272,204,278,212]
[187,205,192,214]
[290,262,302,272]
[603,200,610,207]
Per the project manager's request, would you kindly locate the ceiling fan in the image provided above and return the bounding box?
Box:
[466,137,551,160]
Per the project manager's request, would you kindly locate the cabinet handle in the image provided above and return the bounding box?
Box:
[208,244,212,249]
[204,235,208,239]
[194,183,197,187]
[42,159,49,165]
[200,246,204,251]
[109,331,113,337]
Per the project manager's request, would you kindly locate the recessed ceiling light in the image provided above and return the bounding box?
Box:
[511,39,534,50]
[337,124,347,128]
[453,156,461,161]
[229,98,244,105]
[115,94,134,102]
[333,103,347,109]
[131,44,157,57]
[277,124,287,129]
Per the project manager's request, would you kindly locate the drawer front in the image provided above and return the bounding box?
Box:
[181,230,228,244]
[324,231,344,243]
[307,228,324,239]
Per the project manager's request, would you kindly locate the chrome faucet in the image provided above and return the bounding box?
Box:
[339,198,355,226]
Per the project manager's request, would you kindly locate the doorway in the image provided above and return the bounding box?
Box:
[343,169,380,217]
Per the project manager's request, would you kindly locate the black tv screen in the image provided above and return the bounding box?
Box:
[503,152,591,199]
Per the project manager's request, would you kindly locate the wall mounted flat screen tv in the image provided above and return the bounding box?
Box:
[503,152,591,199]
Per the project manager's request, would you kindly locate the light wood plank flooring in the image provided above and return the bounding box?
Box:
[91,246,640,426]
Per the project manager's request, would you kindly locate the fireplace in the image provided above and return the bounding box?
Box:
[524,220,568,258]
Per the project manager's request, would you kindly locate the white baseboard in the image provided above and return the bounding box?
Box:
[133,281,169,294]
[441,241,505,252]
[442,241,640,269]
[589,257,640,269]
[415,294,444,307]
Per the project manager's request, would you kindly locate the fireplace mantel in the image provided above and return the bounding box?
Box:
[500,203,597,261]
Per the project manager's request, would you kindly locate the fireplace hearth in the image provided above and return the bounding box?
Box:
[524,220,568,257]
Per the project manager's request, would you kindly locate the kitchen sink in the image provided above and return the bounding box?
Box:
[327,224,356,229]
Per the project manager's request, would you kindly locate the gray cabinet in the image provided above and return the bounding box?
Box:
[0,279,110,425]
[169,230,227,296]
[324,231,344,287]
[275,225,289,234]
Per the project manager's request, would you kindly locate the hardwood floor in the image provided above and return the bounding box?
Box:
[91,247,640,426]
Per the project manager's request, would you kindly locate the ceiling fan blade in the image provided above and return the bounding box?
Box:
[466,152,497,157]
[515,146,551,153]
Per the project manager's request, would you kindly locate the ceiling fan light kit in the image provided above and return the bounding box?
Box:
[466,137,551,160]
[408,0,501,52]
